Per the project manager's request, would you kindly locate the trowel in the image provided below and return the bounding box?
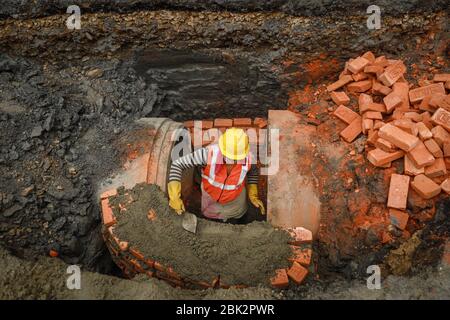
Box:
[182,212,198,234]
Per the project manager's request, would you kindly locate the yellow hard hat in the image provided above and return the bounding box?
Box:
[219,128,249,161]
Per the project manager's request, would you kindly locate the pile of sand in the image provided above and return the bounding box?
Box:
[111,183,292,286]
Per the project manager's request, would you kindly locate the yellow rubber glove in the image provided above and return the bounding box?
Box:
[167,181,185,215]
[248,184,265,215]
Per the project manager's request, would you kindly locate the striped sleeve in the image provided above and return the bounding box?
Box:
[247,164,259,185]
[168,147,208,182]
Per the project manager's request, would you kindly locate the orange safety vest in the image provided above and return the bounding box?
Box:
[201,144,251,204]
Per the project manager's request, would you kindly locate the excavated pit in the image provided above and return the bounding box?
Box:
[0,1,449,298]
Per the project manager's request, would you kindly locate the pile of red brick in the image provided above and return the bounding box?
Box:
[329,52,449,229]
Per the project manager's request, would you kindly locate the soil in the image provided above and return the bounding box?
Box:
[111,183,292,286]
[1,243,449,300]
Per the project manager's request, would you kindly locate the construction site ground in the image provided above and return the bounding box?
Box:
[0,1,449,299]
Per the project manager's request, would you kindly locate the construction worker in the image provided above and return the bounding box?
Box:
[167,127,265,223]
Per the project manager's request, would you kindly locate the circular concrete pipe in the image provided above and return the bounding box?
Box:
[137,118,194,201]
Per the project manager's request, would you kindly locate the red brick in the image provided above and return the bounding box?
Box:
[424,139,443,158]
[416,122,433,140]
[233,118,252,126]
[49,249,58,257]
[101,198,116,227]
[393,119,418,136]
[378,123,419,152]
[253,117,267,128]
[409,83,446,103]
[438,95,450,111]
[443,142,450,157]
[129,248,144,261]
[183,120,195,128]
[288,246,312,266]
[404,154,424,176]
[154,261,165,272]
[361,103,386,114]
[214,118,233,127]
[441,178,450,194]
[367,148,404,167]
[100,189,117,200]
[347,80,372,93]
[446,81,450,90]
[375,138,396,152]
[421,112,433,129]
[362,51,376,63]
[365,65,384,76]
[433,74,450,82]
[429,94,448,109]
[340,117,362,142]
[145,258,155,268]
[352,72,369,81]
[404,112,422,123]
[333,105,359,124]
[286,227,313,245]
[389,208,409,230]
[270,269,289,289]
[408,141,436,168]
[373,55,389,67]
[373,121,385,130]
[372,80,392,95]
[130,259,145,273]
[119,241,129,251]
[330,91,350,105]
[387,174,410,210]
[199,120,214,129]
[362,118,373,135]
[378,61,406,87]
[383,92,403,113]
[287,262,309,285]
[327,75,353,92]
[424,158,447,178]
[358,93,373,111]
[364,111,383,120]
[431,125,450,147]
[393,82,410,109]
[348,56,370,74]
[367,130,379,146]
[410,174,441,199]
[431,108,450,132]
[419,95,435,112]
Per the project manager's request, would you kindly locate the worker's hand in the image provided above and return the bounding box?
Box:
[167,181,185,215]
[248,184,265,215]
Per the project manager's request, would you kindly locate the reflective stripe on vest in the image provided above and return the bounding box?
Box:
[201,144,250,191]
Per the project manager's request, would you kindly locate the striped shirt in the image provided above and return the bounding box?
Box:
[169,146,259,184]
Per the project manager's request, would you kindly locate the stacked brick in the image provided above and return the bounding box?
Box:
[329,52,450,230]
[100,188,313,289]
[183,117,268,148]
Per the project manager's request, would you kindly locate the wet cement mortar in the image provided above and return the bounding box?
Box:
[0,3,449,298]
[111,183,292,286]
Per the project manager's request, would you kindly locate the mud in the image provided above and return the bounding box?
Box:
[111,183,292,286]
